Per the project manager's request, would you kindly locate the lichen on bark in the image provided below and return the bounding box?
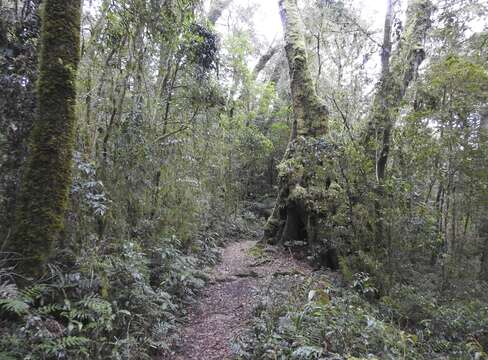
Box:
[11,0,82,279]
[263,0,329,246]
[279,0,328,138]
[360,0,432,252]
[366,0,432,182]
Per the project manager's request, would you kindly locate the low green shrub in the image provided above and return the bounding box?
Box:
[236,274,488,360]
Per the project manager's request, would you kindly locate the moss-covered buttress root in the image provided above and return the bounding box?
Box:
[11,0,81,278]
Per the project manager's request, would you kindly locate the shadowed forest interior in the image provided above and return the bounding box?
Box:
[1,0,488,359]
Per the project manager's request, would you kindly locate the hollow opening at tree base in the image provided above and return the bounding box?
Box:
[280,204,307,243]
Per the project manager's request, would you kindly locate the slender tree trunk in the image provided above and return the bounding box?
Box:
[239,43,280,127]
[478,108,488,281]
[11,0,82,279]
[253,44,279,78]
[375,0,393,182]
[208,0,234,25]
[368,0,431,183]
[480,222,488,281]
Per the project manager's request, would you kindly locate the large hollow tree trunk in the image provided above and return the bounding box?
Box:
[10,0,82,279]
[263,0,328,245]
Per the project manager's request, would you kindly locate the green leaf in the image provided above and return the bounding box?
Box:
[0,298,30,315]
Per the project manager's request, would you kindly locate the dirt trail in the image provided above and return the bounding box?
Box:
[169,240,312,360]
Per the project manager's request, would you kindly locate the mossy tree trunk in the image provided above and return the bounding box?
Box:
[479,113,488,281]
[279,0,328,139]
[11,0,82,279]
[366,0,432,183]
[263,0,328,245]
[480,222,488,281]
[0,0,41,249]
[364,0,432,250]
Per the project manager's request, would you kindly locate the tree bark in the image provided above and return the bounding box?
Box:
[279,0,328,138]
[263,0,328,244]
[367,0,432,183]
[479,109,488,281]
[253,44,280,78]
[11,0,82,279]
[208,0,233,25]
[364,0,432,251]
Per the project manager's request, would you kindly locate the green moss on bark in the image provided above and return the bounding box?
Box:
[366,0,432,181]
[11,0,82,279]
[279,0,328,138]
[480,222,488,281]
[264,0,329,245]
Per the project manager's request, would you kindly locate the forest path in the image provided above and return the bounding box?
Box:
[169,240,313,360]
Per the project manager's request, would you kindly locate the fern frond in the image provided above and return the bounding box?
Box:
[0,281,18,299]
[20,284,47,302]
[0,298,30,315]
[0,352,17,360]
[38,303,63,315]
[78,295,112,316]
[60,335,90,348]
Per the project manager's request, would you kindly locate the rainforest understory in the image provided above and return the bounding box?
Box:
[1,0,488,359]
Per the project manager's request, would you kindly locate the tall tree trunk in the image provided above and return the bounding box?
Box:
[479,108,488,281]
[11,0,82,279]
[263,0,328,244]
[364,0,432,250]
[480,226,488,281]
[367,0,432,183]
[280,0,328,138]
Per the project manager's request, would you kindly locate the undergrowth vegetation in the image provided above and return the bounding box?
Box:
[1,0,270,358]
[0,215,264,359]
[0,235,216,358]
[235,273,488,360]
[1,0,488,359]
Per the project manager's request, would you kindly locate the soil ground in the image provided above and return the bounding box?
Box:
[167,240,313,360]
